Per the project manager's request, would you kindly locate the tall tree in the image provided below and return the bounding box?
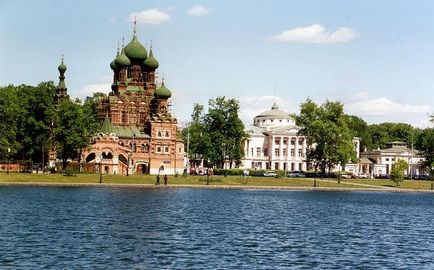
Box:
[0,85,21,160]
[54,99,99,170]
[296,99,356,176]
[204,97,248,168]
[183,97,248,169]
[416,127,434,179]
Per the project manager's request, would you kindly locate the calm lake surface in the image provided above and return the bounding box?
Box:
[1,187,434,269]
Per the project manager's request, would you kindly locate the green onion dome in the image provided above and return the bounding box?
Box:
[110,59,117,70]
[154,81,172,99]
[144,48,159,69]
[115,48,131,67]
[124,35,147,62]
[110,49,119,70]
[58,59,67,72]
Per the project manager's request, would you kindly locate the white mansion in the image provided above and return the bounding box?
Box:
[242,104,427,178]
[242,104,307,171]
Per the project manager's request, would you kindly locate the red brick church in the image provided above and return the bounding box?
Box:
[53,24,184,175]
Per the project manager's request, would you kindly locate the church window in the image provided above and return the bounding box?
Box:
[122,111,128,124]
[165,131,170,137]
[157,146,162,153]
[157,131,162,137]
[164,146,169,153]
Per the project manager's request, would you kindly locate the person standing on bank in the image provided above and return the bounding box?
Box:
[156,174,160,185]
[164,175,168,185]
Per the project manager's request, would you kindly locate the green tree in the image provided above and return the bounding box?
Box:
[54,99,99,170]
[183,97,248,169]
[390,159,408,187]
[15,82,56,163]
[365,122,416,150]
[345,115,369,151]
[416,127,434,179]
[204,97,248,168]
[296,99,356,177]
[0,85,21,160]
[182,103,211,167]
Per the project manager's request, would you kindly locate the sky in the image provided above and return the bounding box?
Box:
[1,0,433,128]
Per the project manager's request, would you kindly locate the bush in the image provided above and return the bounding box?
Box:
[63,167,77,177]
[213,169,244,176]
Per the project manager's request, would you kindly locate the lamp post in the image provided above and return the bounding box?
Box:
[431,162,434,190]
[314,165,317,187]
[99,154,103,184]
[7,148,10,174]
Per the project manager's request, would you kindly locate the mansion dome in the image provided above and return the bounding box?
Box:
[253,103,295,127]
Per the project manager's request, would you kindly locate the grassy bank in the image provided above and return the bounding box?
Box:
[0,172,433,191]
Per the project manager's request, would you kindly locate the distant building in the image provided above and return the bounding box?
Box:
[360,141,426,177]
[242,104,307,171]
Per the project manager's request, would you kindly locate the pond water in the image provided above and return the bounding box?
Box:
[1,187,434,269]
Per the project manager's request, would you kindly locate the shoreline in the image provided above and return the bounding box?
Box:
[0,181,432,193]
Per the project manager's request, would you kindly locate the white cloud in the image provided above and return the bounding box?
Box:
[345,94,432,128]
[238,95,293,124]
[187,5,210,16]
[74,75,112,100]
[129,9,171,25]
[269,24,357,44]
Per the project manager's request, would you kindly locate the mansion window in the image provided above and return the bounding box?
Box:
[283,149,287,157]
[274,148,279,157]
[298,149,302,157]
[256,147,261,157]
[275,139,280,145]
[291,140,295,146]
[290,149,295,157]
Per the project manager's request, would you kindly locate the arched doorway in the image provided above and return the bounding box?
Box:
[136,163,149,174]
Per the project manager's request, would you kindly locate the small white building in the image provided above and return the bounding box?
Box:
[242,104,307,171]
[360,141,426,177]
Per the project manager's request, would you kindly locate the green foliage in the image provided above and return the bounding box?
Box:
[63,166,77,177]
[296,99,356,176]
[213,168,244,175]
[365,123,416,150]
[183,97,248,168]
[54,99,99,170]
[415,128,434,178]
[0,85,21,159]
[390,159,408,187]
